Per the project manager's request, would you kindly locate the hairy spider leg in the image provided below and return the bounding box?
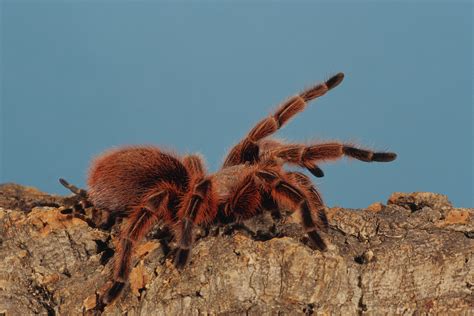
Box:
[59,177,88,198]
[255,169,327,250]
[222,173,261,222]
[174,178,216,268]
[268,142,397,167]
[221,165,328,249]
[174,154,217,268]
[286,171,328,232]
[223,73,344,168]
[257,139,325,178]
[102,190,169,304]
[58,178,116,228]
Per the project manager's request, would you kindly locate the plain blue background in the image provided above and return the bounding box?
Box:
[1,1,472,208]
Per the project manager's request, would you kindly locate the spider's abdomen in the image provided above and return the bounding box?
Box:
[88,146,189,211]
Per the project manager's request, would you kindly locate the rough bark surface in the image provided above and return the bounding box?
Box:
[0,183,472,315]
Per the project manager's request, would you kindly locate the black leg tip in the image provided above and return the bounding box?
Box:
[326,72,344,90]
[174,249,190,270]
[308,165,325,178]
[372,152,397,162]
[307,230,327,251]
[102,282,125,305]
[59,178,69,187]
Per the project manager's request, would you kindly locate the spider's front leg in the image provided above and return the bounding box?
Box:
[215,173,262,238]
[219,168,326,245]
[266,141,397,175]
[286,171,328,232]
[255,169,328,250]
[223,73,344,168]
[259,139,326,178]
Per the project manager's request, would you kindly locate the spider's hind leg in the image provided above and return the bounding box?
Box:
[59,178,88,198]
[59,178,90,218]
[58,178,116,229]
[59,178,90,209]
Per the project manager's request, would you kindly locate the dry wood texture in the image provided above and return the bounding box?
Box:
[0,183,472,315]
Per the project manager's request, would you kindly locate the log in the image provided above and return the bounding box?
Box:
[0,183,472,315]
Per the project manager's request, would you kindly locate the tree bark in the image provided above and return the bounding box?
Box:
[0,184,472,315]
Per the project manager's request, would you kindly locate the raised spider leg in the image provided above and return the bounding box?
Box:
[306,165,325,178]
[223,73,344,168]
[259,139,327,178]
[269,142,397,167]
[255,169,327,250]
[101,191,168,305]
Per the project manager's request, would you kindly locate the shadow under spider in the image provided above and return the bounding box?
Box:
[220,222,283,242]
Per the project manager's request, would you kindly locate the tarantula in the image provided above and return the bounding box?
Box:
[60,72,396,306]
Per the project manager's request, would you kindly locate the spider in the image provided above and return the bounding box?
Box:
[59,72,396,306]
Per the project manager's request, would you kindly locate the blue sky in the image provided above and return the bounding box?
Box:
[1,1,472,207]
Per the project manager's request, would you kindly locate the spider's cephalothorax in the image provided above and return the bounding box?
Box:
[60,72,397,306]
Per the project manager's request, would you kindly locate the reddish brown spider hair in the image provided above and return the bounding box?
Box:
[60,72,396,307]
